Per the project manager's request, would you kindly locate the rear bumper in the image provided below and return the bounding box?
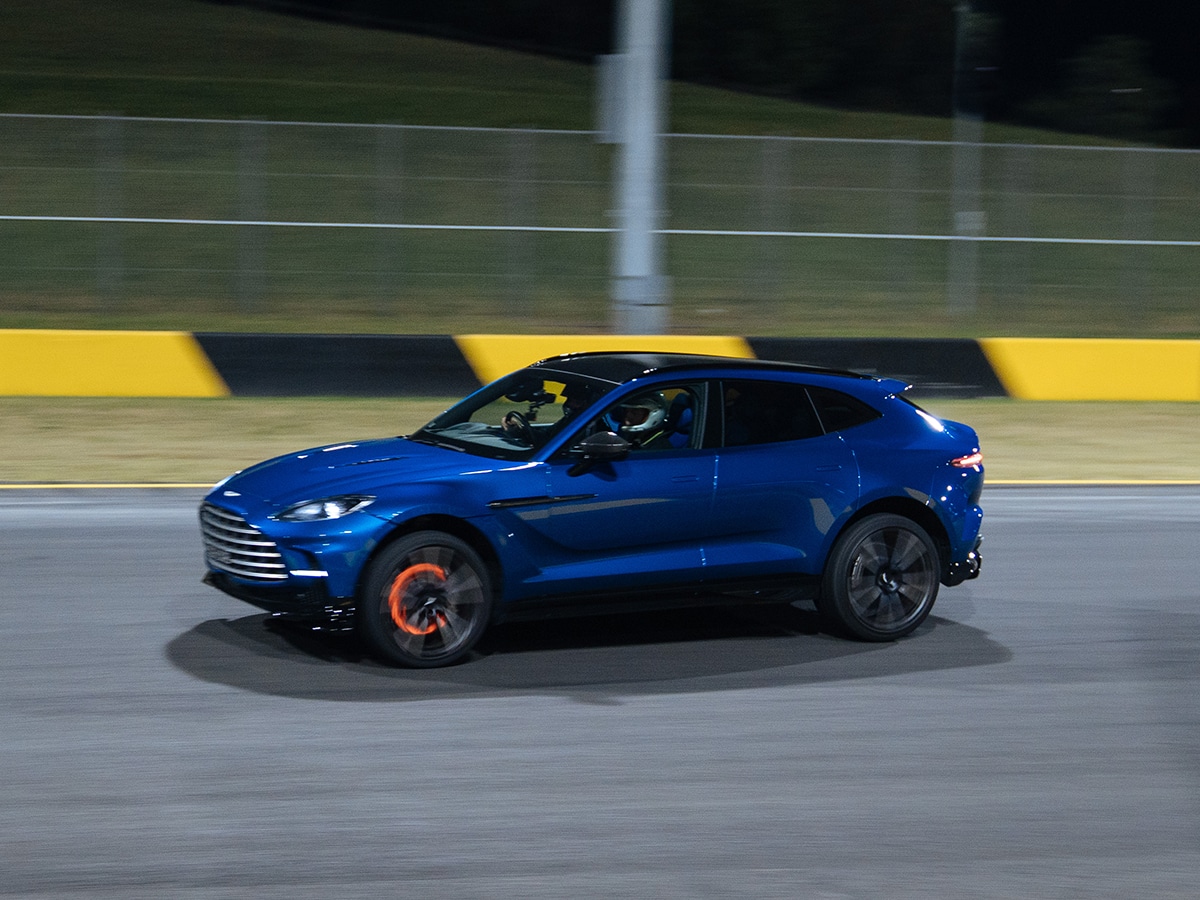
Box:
[943,536,983,586]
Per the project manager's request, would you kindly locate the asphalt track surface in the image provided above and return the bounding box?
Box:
[2,486,1198,898]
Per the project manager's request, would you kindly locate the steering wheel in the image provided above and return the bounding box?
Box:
[501,410,534,445]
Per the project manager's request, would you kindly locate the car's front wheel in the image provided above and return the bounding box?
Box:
[358,531,493,667]
[820,513,940,641]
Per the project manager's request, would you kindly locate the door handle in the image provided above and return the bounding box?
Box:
[816,464,842,472]
[671,475,700,483]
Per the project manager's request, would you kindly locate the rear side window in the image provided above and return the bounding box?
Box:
[720,380,824,447]
[807,386,881,434]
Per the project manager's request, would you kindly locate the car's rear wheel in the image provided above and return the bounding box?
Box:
[358,531,493,667]
[820,513,940,641]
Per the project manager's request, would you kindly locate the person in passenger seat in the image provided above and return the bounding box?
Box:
[614,392,669,449]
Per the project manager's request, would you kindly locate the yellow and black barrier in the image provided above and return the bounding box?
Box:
[0,330,230,397]
[1,330,1197,401]
[978,338,1200,402]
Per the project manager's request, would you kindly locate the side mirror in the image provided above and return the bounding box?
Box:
[567,431,630,476]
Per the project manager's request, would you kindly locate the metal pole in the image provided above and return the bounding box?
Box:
[506,128,534,315]
[611,0,671,334]
[948,1,983,315]
[1121,148,1155,315]
[96,115,124,308]
[889,139,919,301]
[1000,143,1031,308]
[756,137,786,303]
[237,119,266,311]
[375,124,405,314]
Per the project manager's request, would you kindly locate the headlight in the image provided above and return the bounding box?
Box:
[273,495,375,522]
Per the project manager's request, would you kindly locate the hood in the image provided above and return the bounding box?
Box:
[210,436,473,507]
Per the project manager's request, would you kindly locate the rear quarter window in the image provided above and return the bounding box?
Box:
[807,386,882,434]
[720,379,824,446]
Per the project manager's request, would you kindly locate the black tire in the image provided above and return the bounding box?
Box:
[820,513,941,641]
[358,531,493,667]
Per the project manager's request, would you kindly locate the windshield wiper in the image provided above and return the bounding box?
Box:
[406,434,467,452]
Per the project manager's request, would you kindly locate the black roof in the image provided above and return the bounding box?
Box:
[530,351,875,385]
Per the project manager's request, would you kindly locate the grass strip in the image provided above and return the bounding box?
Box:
[1,397,1196,486]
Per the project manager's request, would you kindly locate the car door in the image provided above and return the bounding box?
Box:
[534,382,716,595]
[704,378,860,579]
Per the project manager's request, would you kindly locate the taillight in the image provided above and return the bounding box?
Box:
[951,452,984,469]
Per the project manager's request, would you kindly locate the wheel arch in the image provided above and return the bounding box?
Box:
[837,496,951,578]
[358,514,503,603]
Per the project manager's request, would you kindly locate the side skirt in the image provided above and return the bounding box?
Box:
[493,574,821,624]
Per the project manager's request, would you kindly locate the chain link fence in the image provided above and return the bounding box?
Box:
[1,113,1197,336]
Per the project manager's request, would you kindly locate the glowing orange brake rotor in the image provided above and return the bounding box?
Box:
[387,562,448,635]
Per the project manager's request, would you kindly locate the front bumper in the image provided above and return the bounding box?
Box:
[202,569,355,623]
[199,498,390,605]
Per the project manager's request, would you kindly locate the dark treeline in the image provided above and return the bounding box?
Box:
[206,0,1200,144]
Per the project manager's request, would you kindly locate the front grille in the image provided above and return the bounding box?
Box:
[199,503,288,581]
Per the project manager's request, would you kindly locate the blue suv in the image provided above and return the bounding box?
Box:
[200,352,984,667]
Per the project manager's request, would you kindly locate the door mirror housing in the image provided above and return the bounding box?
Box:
[567,431,630,475]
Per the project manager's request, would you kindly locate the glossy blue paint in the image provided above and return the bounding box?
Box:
[200,353,984,624]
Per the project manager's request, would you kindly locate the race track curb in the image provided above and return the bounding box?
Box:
[2,330,1197,400]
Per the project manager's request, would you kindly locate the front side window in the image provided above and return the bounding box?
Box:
[569,383,706,453]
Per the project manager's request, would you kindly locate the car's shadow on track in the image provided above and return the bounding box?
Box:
[166,598,1010,701]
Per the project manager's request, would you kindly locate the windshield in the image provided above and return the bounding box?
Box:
[409,369,612,460]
